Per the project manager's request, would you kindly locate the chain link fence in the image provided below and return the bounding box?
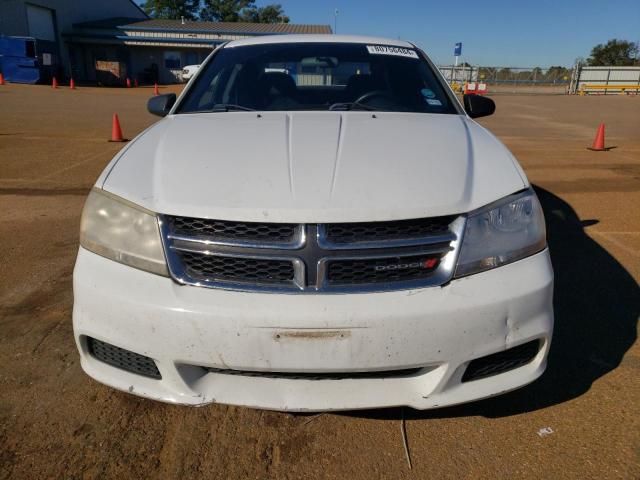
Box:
[438,65,573,94]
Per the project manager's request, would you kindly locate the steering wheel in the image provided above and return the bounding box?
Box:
[354,90,394,105]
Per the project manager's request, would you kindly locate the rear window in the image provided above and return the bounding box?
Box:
[177,42,457,114]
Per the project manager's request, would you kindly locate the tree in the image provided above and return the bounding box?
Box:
[200,0,252,21]
[546,66,571,83]
[141,0,200,20]
[587,39,639,66]
[547,66,569,75]
[200,0,289,23]
[477,67,495,82]
[497,67,512,81]
[241,4,289,23]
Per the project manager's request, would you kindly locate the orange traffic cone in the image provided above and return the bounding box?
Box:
[153,83,159,96]
[126,78,131,88]
[0,73,5,85]
[70,78,76,90]
[52,77,58,89]
[109,113,127,142]
[587,123,609,151]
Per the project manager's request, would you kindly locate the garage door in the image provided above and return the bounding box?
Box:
[26,4,56,41]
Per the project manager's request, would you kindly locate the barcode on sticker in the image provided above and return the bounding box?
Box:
[367,45,419,59]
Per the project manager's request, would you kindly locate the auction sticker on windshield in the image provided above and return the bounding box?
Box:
[366,45,419,59]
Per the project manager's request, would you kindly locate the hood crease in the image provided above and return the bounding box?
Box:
[330,113,344,197]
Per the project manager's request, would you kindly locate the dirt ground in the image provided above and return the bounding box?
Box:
[0,83,638,479]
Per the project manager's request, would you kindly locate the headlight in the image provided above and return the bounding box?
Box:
[455,189,546,277]
[80,188,168,276]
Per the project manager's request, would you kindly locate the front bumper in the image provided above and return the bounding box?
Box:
[73,247,554,411]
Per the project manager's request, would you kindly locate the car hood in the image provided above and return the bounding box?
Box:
[101,112,527,223]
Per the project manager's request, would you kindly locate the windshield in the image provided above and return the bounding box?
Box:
[176,43,458,114]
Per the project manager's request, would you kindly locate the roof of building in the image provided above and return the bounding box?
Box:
[73,17,147,30]
[127,0,149,18]
[225,34,415,49]
[120,19,332,35]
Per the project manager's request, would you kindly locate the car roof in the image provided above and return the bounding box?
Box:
[224,34,416,49]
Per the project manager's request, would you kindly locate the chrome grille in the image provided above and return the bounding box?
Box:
[325,216,454,244]
[180,251,295,284]
[160,215,465,293]
[327,254,442,285]
[172,217,297,243]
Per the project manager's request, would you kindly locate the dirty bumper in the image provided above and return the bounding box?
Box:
[73,248,554,411]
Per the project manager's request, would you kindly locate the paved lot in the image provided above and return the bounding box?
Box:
[0,83,638,479]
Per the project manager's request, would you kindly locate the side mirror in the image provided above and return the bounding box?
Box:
[147,93,176,117]
[463,94,495,119]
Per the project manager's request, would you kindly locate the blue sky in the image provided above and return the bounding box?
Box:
[138,0,640,66]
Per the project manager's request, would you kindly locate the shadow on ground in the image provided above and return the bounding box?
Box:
[348,186,639,420]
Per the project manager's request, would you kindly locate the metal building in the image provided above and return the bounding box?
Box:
[66,19,332,84]
[0,0,146,82]
[0,0,331,84]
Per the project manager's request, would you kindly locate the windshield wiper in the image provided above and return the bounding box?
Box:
[328,102,378,111]
[209,104,256,112]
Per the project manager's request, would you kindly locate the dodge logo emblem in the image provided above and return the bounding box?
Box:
[374,258,439,272]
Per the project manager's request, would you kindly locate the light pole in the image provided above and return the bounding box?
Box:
[453,42,462,89]
[334,9,339,34]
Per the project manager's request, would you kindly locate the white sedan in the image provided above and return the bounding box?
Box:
[73,35,553,411]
